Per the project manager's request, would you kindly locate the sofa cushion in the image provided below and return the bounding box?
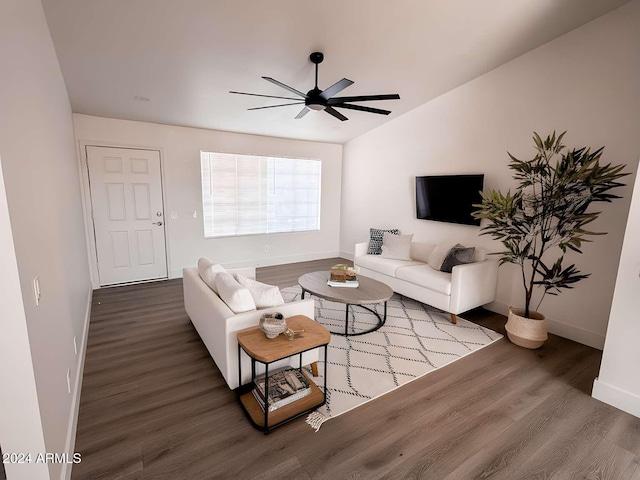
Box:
[215,272,256,313]
[395,265,452,295]
[234,274,285,309]
[440,245,476,273]
[427,242,458,270]
[197,257,227,293]
[410,242,436,263]
[381,232,413,260]
[356,254,422,277]
[368,228,399,255]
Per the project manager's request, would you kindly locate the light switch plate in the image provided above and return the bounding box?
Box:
[170,211,179,219]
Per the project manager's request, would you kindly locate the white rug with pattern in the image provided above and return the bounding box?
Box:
[280,286,502,431]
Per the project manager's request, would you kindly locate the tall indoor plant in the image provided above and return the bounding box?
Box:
[473,131,628,348]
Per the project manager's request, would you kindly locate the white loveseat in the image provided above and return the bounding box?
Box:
[354,241,498,324]
[183,266,318,390]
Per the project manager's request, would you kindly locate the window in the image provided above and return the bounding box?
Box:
[201,152,321,238]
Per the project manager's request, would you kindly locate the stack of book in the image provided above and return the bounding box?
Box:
[252,368,311,412]
[328,264,359,288]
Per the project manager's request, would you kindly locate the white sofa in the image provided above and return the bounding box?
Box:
[354,241,498,324]
[183,266,318,390]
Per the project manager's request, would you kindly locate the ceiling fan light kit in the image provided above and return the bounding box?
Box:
[230,52,400,121]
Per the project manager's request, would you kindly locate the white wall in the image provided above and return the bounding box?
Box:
[593,167,640,417]
[0,158,49,480]
[340,1,640,349]
[72,115,343,282]
[0,0,92,479]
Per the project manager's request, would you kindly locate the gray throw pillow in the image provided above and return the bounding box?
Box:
[368,228,399,255]
[440,245,476,273]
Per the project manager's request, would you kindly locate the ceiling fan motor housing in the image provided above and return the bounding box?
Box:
[306,87,326,110]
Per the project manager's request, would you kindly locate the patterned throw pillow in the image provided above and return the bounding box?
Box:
[368,228,399,255]
[439,245,476,273]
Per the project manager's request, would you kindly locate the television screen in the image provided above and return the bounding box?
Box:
[415,174,484,226]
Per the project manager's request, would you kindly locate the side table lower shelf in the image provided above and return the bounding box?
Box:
[237,371,325,429]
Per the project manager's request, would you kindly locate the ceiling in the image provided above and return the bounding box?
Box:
[41,0,630,144]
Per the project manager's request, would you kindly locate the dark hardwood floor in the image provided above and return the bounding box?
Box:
[72,258,640,479]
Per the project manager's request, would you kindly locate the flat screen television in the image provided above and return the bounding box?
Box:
[415,174,484,226]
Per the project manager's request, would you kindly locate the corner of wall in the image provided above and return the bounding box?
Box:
[593,377,640,418]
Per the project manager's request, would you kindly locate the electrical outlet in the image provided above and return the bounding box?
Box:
[66,370,71,394]
[170,211,179,219]
[264,245,269,253]
[33,276,41,306]
[73,336,78,355]
[192,211,198,219]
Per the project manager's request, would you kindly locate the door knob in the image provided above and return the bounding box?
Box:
[153,221,163,226]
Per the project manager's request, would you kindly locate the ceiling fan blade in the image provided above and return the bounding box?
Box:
[247,102,305,111]
[328,94,400,104]
[262,77,306,98]
[229,91,301,101]
[320,78,354,100]
[332,103,391,115]
[295,107,310,119]
[324,106,348,121]
[334,103,391,115]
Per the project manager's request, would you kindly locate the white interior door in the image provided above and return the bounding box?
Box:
[87,146,168,286]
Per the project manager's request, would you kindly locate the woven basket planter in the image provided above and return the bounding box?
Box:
[505,307,547,349]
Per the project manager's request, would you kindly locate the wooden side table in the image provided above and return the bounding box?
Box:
[236,315,330,434]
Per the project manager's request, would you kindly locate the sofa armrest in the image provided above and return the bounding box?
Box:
[355,242,369,258]
[224,298,317,389]
[449,260,498,314]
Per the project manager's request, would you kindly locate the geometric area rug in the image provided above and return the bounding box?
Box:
[280,286,503,431]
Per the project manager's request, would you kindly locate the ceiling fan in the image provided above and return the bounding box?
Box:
[229,52,400,121]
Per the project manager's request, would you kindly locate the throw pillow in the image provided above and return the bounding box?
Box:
[233,274,285,309]
[440,245,477,273]
[410,242,436,263]
[197,257,227,293]
[427,242,458,270]
[215,272,256,313]
[381,232,413,261]
[368,228,399,255]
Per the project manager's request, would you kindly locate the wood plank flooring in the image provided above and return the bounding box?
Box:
[71,258,640,479]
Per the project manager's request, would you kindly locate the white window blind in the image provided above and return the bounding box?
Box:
[201,152,321,238]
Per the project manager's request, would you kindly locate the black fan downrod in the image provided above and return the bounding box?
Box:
[306,52,326,111]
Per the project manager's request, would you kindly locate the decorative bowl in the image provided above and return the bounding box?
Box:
[259,312,287,339]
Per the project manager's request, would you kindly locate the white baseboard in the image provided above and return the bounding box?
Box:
[170,250,341,278]
[592,378,640,418]
[545,318,605,350]
[483,301,605,350]
[339,250,354,261]
[61,288,93,480]
[484,300,509,316]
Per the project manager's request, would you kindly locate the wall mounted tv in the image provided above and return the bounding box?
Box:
[415,174,484,226]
